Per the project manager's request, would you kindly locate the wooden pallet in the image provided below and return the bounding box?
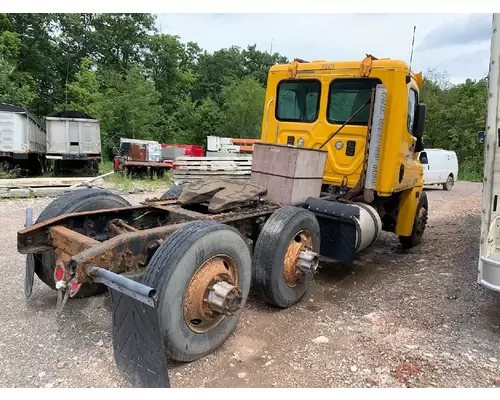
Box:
[173,156,252,183]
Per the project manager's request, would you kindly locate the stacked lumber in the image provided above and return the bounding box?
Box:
[0,172,112,198]
[172,156,252,183]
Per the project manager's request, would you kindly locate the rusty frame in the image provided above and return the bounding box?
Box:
[18,200,280,285]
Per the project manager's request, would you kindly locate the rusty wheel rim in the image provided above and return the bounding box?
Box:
[283,230,313,287]
[184,254,239,334]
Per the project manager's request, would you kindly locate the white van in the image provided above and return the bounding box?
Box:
[418,149,459,191]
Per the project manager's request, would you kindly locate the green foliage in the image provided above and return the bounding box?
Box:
[420,70,488,180]
[0,13,489,180]
[56,56,100,116]
[94,66,164,157]
[221,77,266,139]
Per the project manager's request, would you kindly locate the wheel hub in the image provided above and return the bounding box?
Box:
[283,231,318,287]
[184,255,240,333]
[207,281,242,315]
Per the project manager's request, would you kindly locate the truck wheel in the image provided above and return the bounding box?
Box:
[399,191,428,249]
[443,175,454,191]
[253,206,321,308]
[33,188,132,297]
[142,220,252,362]
[160,182,188,200]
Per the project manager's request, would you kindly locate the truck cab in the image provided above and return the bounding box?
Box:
[260,56,428,244]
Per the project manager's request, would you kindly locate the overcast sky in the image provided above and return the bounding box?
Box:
[156,13,493,85]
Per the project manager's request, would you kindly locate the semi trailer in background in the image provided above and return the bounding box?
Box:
[0,103,47,176]
[45,111,102,176]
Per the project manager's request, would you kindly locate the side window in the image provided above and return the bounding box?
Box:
[276,80,321,123]
[407,89,418,133]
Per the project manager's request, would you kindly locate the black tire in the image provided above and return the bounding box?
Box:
[399,191,428,249]
[253,206,321,308]
[33,188,132,297]
[160,182,188,200]
[443,175,454,191]
[142,220,252,362]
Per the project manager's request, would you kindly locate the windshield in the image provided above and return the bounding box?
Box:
[275,80,321,123]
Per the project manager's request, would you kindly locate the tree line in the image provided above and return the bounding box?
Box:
[0,13,488,179]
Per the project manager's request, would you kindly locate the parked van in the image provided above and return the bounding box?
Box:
[418,149,459,191]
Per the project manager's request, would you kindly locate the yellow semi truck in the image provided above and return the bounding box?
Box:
[17,54,428,387]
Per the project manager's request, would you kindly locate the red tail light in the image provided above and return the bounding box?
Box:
[55,265,64,281]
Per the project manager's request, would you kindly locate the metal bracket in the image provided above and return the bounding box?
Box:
[24,208,35,299]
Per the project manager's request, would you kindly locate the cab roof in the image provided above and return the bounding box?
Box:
[269,57,423,87]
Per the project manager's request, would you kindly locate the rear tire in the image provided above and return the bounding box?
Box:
[33,188,131,297]
[443,175,454,191]
[399,191,428,249]
[142,220,252,362]
[253,206,321,308]
[160,182,188,200]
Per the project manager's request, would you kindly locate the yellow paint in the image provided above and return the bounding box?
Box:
[395,180,423,237]
[261,58,423,192]
[260,57,425,236]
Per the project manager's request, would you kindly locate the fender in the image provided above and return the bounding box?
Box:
[395,183,423,237]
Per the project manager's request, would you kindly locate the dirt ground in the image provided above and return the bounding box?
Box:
[1,181,500,388]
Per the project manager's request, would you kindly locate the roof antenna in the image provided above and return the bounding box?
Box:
[406,25,417,84]
[409,25,417,72]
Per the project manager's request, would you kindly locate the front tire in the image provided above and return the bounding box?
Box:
[399,191,428,249]
[142,220,252,362]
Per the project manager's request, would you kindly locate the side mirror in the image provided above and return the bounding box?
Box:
[413,103,427,138]
[478,131,485,144]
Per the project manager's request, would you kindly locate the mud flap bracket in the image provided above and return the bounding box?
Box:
[24,207,35,299]
[89,266,171,388]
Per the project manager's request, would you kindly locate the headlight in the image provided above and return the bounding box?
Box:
[335,141,344,150]
[297,138,305,147]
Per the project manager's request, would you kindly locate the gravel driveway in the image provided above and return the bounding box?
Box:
[1,181,500,388]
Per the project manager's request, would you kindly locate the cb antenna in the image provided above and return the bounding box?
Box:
[409,25,417,72]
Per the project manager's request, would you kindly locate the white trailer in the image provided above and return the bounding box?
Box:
[0,103,47,176]
[478,13,500,292]
[45,111,102,176]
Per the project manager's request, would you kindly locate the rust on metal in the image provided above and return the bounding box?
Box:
[107,219,139,236]
[50,226,100,256]
[283,230,313,287]
[184,255,239,334]
[17,205,150,253]
[73,223,186,283]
